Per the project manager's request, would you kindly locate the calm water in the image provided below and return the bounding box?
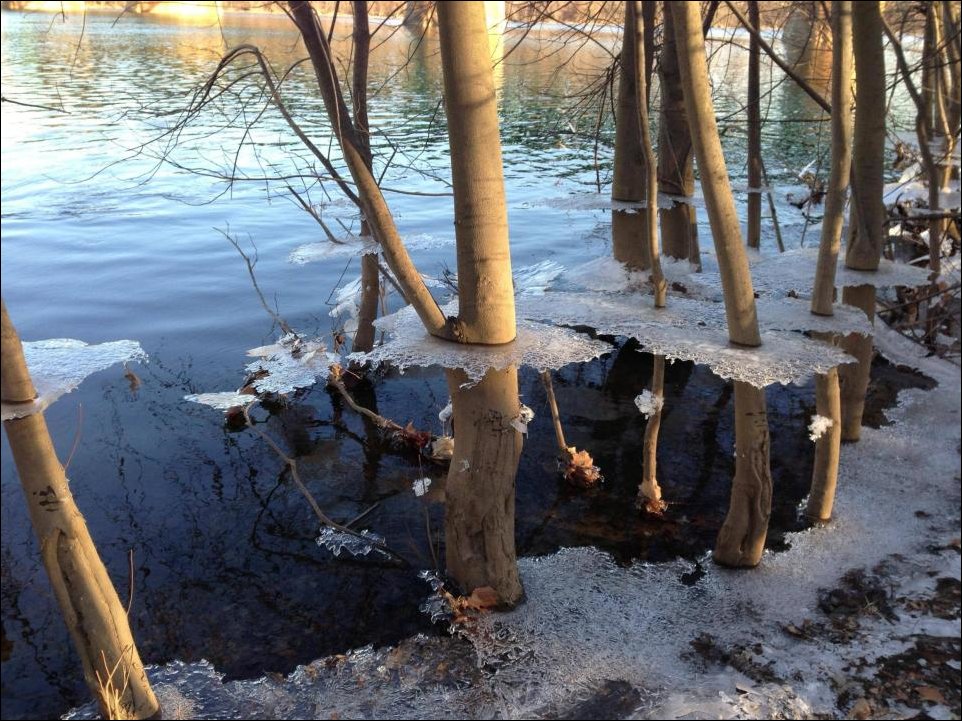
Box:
[0,10,918,719]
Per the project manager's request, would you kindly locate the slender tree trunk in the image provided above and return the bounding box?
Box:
[658,0,700,265]
[350,0,379,354]
[807,1,852,518]
[746,0,763,250]
[633,1,667,305]
[540,370,568,453]
[612,0,650,270]
[437,1,522,606]
[1,300,159,720]
[807,365,842,521]
[288,1,451,340]
[671,1,772,567]
[838,0,886,442]
[638,354,667,512]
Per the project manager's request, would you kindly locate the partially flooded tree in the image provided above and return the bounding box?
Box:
[612,0,650,270]
[807,0,853,522]
[1,300,158,720]
[671,0,772,567]
[838,0,886,442]
[657,0,700,265]
[437,1,524,606]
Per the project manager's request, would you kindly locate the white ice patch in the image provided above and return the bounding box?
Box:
[412,477,432,497]
[348,302,613,387]
[316,527,389,558]
[288,233,453,264]
[184,392,256,411]
[509,403,536,435]
[634,390,663,418]
[535,192,680,213]
[513,260,566,296]
[808,414,834,442]
[245,334,334,395]
[1,339,147,421]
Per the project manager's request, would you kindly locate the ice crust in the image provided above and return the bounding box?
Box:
[244,334,335,395]
[536,192,685,212]
[516,292,860,387]
[348,302,613,387]
[808,414,834,442]
[634,390,663,418]
[316,527,389,559]
[63,324,961,720]
[288,233,453,264]
[1,339,146,421]
[184,392,256,411]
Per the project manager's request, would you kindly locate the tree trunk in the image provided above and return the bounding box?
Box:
[438,0,515,345]
[839,284,875,440]
[746,0,763,250]
[437,1,522,606]
[638,354,667,512]
[658,0,700,264]
[807,365,842,521]
[1,300,159,720]
[671,1,772,567]
[714,381,773,566]
[350,0,379,354]
[288,1,450,340]
[612,0,650,270]
[632,1,667,305]
[838,1,885,441]
[807,1,852,516]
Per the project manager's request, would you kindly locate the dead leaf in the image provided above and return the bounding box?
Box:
[916,686,946,704]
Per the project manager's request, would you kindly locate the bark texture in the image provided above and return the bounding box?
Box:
[839,284,876,441]
[1,301,159,720]
[444,367,523,606]
[746,0,763,250]
[639,354,666,512]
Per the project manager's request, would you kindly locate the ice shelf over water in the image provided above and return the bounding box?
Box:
[516,292,859,387]
[348,302,613,387]
[1,339,146,421]
[63,324,961,721]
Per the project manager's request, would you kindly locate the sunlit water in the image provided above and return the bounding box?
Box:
[0,9,920,718]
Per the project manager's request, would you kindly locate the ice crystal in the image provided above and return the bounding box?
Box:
[634,390,663,418]
[513,260,566,296]
[245,334,334,395]
[509,403,536,435]
[412,477,432,497]
[1,339,146,421]
[808,414,834,442]
[316,527,389,558]
[348,302,613,387]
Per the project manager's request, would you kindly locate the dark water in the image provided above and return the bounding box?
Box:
[0,9,921,719]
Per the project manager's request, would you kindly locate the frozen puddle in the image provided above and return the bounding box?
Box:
[65,326,960,720]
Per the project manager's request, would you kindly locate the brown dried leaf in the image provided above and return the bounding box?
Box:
[916,686,945,704]
[563,447,602,488]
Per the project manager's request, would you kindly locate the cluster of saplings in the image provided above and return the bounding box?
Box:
[2,1,958,718]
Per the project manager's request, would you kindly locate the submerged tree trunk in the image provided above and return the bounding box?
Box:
[1,300,159,720]
[838,0,886,442]
[671,1,772,567]
[658,1,700,265]
[808,1,853,520]
[438,1,522,606]
[612,0,650,270]
[746,0,763,250]
[638,354,667,513]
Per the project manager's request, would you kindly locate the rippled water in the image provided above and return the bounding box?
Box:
[0,9,918,719]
